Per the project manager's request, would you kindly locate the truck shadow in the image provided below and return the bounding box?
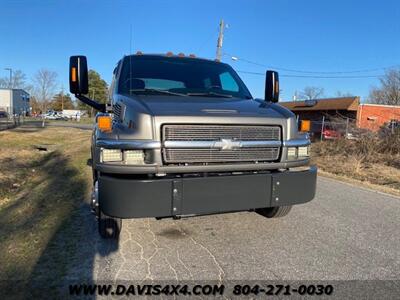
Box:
[0,149,118,299]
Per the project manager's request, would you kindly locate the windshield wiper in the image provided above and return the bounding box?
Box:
[129,88,187,97]
[186,92,233,98]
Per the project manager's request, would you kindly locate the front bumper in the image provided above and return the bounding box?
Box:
[98,166,317,219]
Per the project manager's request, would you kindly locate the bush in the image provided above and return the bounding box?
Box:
[312,129,400,165]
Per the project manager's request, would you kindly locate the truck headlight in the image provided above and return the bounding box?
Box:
[298,146,310,157]
[287,147,297,159]
[101,149,123,162]
[124,150,145,165]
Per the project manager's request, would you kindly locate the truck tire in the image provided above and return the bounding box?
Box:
[98,211,122,239]
[255,205,292,218]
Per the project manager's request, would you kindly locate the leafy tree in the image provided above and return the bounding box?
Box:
[77,69,109,116]
[368,68,400,105]
[49,92,74,111]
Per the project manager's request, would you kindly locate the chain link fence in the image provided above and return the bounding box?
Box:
[0,107,26,131]
[298,116,364,141]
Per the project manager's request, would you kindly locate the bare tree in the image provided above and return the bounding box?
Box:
[335,91,354,97]
[32,69,58,112]
[0,70,28,89]
[368,68,400,105]
[300,86,324,100]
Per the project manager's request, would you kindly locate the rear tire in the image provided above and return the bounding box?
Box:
[98,211,122,239]
[255,205,292,218]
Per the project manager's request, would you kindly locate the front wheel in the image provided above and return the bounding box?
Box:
[98,211,122,239]
[255,205,292,218]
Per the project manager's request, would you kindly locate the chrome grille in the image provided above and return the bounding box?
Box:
[162,124,281,164]
[164,125,280,141]
[164,148,280,163]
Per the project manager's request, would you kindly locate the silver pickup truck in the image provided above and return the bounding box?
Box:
[69,53,317,239]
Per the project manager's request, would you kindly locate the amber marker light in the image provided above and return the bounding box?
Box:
[71,67,77,82]
[97,115,112,132]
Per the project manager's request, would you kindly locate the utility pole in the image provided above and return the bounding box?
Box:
[4,68,12,88]
[216,19,225,61]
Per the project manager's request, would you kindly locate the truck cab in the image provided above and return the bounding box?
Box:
[69,53,317,239]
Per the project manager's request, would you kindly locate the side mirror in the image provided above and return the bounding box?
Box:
[69,56,88,95]
[265,70,279,103]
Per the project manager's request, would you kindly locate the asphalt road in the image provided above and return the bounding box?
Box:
[63,176,399,290]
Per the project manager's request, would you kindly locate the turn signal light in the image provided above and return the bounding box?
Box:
[71,67,77,82]
[97,115,112,132]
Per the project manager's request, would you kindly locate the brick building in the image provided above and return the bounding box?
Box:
[357,104,400,131]
[281,97,400,134]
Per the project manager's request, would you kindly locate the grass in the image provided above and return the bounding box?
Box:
[311,133,400,196]
[0,123,93,297]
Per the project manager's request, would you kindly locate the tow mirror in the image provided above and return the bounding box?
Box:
[265,70,279,103]
[69,56,106,112]
[69,56,88,95]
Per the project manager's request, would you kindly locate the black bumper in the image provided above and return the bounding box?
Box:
[98,166,317,219]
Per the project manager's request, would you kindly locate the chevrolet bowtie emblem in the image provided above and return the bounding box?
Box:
[214,138,241,150]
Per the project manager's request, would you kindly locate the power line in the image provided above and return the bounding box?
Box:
[225,53,398,75]
[197,27,219,53]
[237,70,383,79]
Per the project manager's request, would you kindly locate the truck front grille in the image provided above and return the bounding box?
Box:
[162,124,281,164]
[164,124,280,141]
[164,148,280,163]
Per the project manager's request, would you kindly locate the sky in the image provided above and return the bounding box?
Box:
[0,0,399,101]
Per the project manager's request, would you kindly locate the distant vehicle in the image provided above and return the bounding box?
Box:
[379,120,400,137]
[62,109,84,119]
[43,112,67,120]
[0,111,8,118]
[322,126,342,140]
[345,128,370,140]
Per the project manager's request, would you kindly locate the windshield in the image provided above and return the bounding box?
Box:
[118,55,252,99]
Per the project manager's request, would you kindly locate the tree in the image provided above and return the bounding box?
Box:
[30,96,42,114]
[77,69,109,116]
[368,68,400,105]
[0,69,29,89]
[300,86,324,100]
[32,69,58,112]
[49,91,74,111]
[335,91,354,97]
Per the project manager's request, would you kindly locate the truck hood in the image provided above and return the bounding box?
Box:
[131,95,292,118]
